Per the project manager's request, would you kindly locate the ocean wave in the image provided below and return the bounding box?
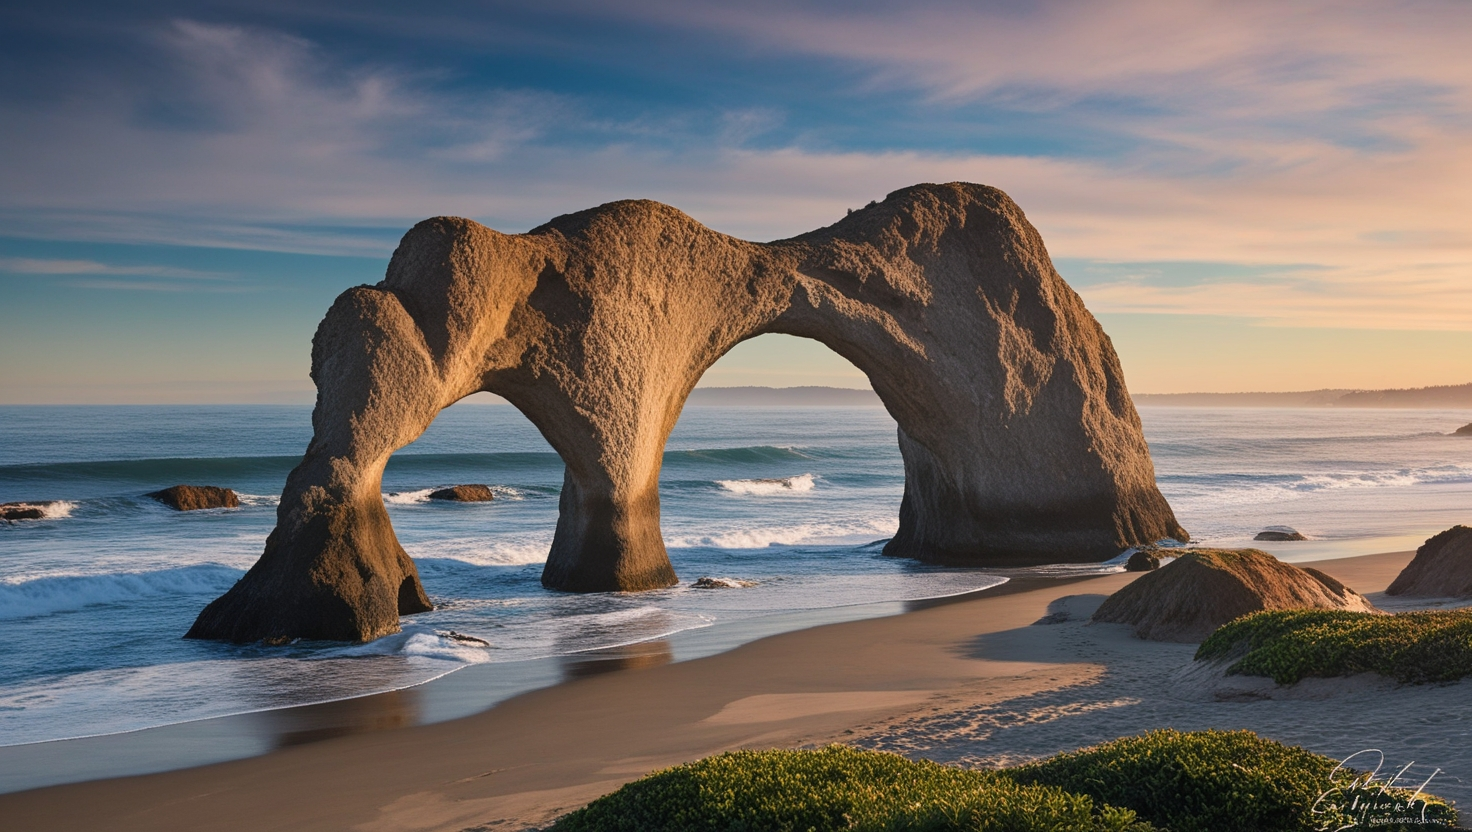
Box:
[329,625,495,664]
[0,500,76,521]
[0,565,244,620]
[666,518,899,549]
[716,473,816,496]
[410,538,552,567]
[383,484,532,505]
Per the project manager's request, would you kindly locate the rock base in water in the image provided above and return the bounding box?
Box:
[428,485,495,502]
[1,502,46,521]
[1093,548,1378,642]
[1456,423,1472,436]
[692,577,757,588]
[147,485,240,511]
[1386,525,1472,597]
[1254,526,1307,541]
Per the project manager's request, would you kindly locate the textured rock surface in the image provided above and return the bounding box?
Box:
[1093,549,1378,642]
[147,485,240,512]
[189,182,1187,643]
[1254,526,1307,542]
[1386,526,1472,597]
[428,485,495,502]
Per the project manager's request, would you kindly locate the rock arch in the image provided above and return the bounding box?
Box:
[186,183,1187,643]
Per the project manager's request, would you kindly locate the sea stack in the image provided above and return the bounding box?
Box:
[1093,549,1378,642]
[147,485,239,511]
[1386,526,1472,597]
[1456,423,1472,436]
[188,183,1187,643]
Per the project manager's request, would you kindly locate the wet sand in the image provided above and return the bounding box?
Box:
[4,549,1455,831]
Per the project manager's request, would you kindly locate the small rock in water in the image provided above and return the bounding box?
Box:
[147,485,240,511]
[691,576,757,589]
[1254,526,1307,542]
[1456,423,1472,436]
[442,630,491,646]
[1125,550,1162,572]
[428,485,496,502]
[1,502,47,521]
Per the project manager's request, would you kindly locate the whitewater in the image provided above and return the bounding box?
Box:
[1,403,1470,749]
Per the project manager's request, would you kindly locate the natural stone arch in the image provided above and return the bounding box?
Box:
[187,183,1187,643]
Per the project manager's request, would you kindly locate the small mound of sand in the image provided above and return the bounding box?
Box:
[1386,525,1472,598]
[1092,549,1378,642]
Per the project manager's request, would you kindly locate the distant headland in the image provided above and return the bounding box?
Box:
[1133,381,1472,408]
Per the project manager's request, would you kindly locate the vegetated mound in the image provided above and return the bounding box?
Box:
[549,731,1453,832]
[1197,607,1472,685]
[1386,525,1472,597]
[1254,526,1307,541]
[1093,549,1377,642]
[427,484,495,502]
[146,485,239,511]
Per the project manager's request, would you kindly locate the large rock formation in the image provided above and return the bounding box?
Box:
[428,485,495,502]
[188,183,1187,643]
[148,485,240,511]
[1386,525,1472,597]
[1093,549,1377,642]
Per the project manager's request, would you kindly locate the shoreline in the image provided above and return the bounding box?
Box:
[0,573,1016,794]
[0,548,1435,831]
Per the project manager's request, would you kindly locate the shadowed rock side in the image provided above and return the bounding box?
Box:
[148,485,240,511]
[1093,549,1378,643]
[1386,525,1472,597]
[189,182,1187,642]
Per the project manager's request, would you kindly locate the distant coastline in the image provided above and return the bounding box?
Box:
[1133,381,1472,408]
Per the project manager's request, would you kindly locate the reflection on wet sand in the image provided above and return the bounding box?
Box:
[560,640,674,681]
[252,688,422,750]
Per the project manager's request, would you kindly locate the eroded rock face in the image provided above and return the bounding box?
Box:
[148,485,240,511]
[1093,549,1378,642]
[1386,526,1472,597]
[188,182,1187,643]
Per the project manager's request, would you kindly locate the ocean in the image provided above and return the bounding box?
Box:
[1,404,1469,755]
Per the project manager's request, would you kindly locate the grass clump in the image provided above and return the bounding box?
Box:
[550,731,1455,832]
[550,744,1152,832]
[1196,607,1472,684]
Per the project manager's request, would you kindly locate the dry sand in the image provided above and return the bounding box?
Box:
[3,550,1469,830]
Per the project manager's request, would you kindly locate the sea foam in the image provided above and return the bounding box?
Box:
[716,473,816,495]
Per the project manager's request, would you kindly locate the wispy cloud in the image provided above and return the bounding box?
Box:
[0,257,227,279]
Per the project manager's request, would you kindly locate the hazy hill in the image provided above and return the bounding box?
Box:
[1134,382,1472,408]
[686,386,882,406]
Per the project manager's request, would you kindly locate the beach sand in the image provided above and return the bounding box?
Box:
[4,549,1468,830]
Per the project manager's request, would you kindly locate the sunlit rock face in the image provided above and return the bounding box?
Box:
[186,182,1187,643]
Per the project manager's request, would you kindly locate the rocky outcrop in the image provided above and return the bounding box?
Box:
[428,485,495,502]
[147,486,239,511]
[1455,423,1472,436]
[1093,549,1377,642]
[1,502,47,521]
[188,182,1187,643]
[1126,550,1162,571]
[1254,526,1307,542]
[1386,526,1472,597]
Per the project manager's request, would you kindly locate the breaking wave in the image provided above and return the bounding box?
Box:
[0,565,244,621]
[716,473,816,495]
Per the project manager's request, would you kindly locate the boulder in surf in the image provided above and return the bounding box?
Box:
[148,485,240,512]
[428,485,495,502]
[1386,525,1472,598]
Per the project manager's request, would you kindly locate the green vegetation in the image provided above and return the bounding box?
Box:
[550,730,1454,832]
[1196,607,1472,685]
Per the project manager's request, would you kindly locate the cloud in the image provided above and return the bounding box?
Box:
[0,10,1469,327]
[0,257,227,279]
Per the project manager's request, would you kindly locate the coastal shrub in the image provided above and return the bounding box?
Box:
[552,733,1456,832]
[549,745,1154,832]
[1009,728,1453,832]
[1196,607,1472,684]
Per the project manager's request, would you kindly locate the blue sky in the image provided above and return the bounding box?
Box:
[3,1,1471,402]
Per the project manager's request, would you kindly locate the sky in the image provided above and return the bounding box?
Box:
[2,0,1470,403]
